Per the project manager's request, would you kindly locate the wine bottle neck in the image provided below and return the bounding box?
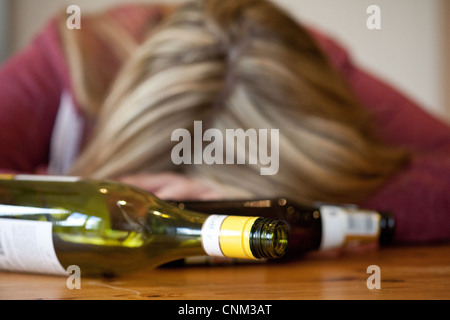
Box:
[249,218,288,259]
[201,215,288,260]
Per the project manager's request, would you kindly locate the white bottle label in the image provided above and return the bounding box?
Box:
[14,174,81,182]
[201,215,228,257]
[320,205,380,250]
[0,219,67,276]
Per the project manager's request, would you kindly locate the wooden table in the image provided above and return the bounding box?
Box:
[1,244,449,301]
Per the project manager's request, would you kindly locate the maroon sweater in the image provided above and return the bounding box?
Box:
[0,5,449,244]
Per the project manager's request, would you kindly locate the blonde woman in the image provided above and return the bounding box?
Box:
[0,0,449,244]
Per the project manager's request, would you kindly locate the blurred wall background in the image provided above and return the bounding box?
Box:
[1,0,449,120]
[0,0,10,64]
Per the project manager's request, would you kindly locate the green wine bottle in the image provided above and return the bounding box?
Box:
[0,175,288,277]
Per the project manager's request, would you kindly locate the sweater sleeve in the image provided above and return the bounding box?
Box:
[312,30,450,244]
[312,30,450,154]
[343,47,450,244]
[0,20,69,173]
[362,154,450,244]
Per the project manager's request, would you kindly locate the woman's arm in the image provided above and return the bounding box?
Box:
[342,43,450,243]
[348,66,450,155]
[361,154,450,244]
[312,30,450,243]
[312,29,450,154]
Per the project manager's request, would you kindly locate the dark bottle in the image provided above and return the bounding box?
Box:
[171,198,395,259]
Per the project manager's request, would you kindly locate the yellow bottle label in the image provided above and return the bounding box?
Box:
[219,216,258,260]
[201,215,258,260]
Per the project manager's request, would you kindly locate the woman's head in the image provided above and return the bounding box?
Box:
[63,0,408,205]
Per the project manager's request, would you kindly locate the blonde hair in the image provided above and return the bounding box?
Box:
[60,0,408,205]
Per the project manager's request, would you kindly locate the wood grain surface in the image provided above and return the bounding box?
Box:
[1,244,449,300]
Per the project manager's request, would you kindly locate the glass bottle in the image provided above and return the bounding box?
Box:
[0,175,288,276]
[172,198,395,259]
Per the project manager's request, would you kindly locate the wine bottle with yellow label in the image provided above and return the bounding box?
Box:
[0,175,288,277]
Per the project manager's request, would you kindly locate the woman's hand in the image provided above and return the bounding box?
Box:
[118,172,224,200]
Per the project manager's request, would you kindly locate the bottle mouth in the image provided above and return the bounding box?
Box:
[379,211,396,246]
[250,218,289,259]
